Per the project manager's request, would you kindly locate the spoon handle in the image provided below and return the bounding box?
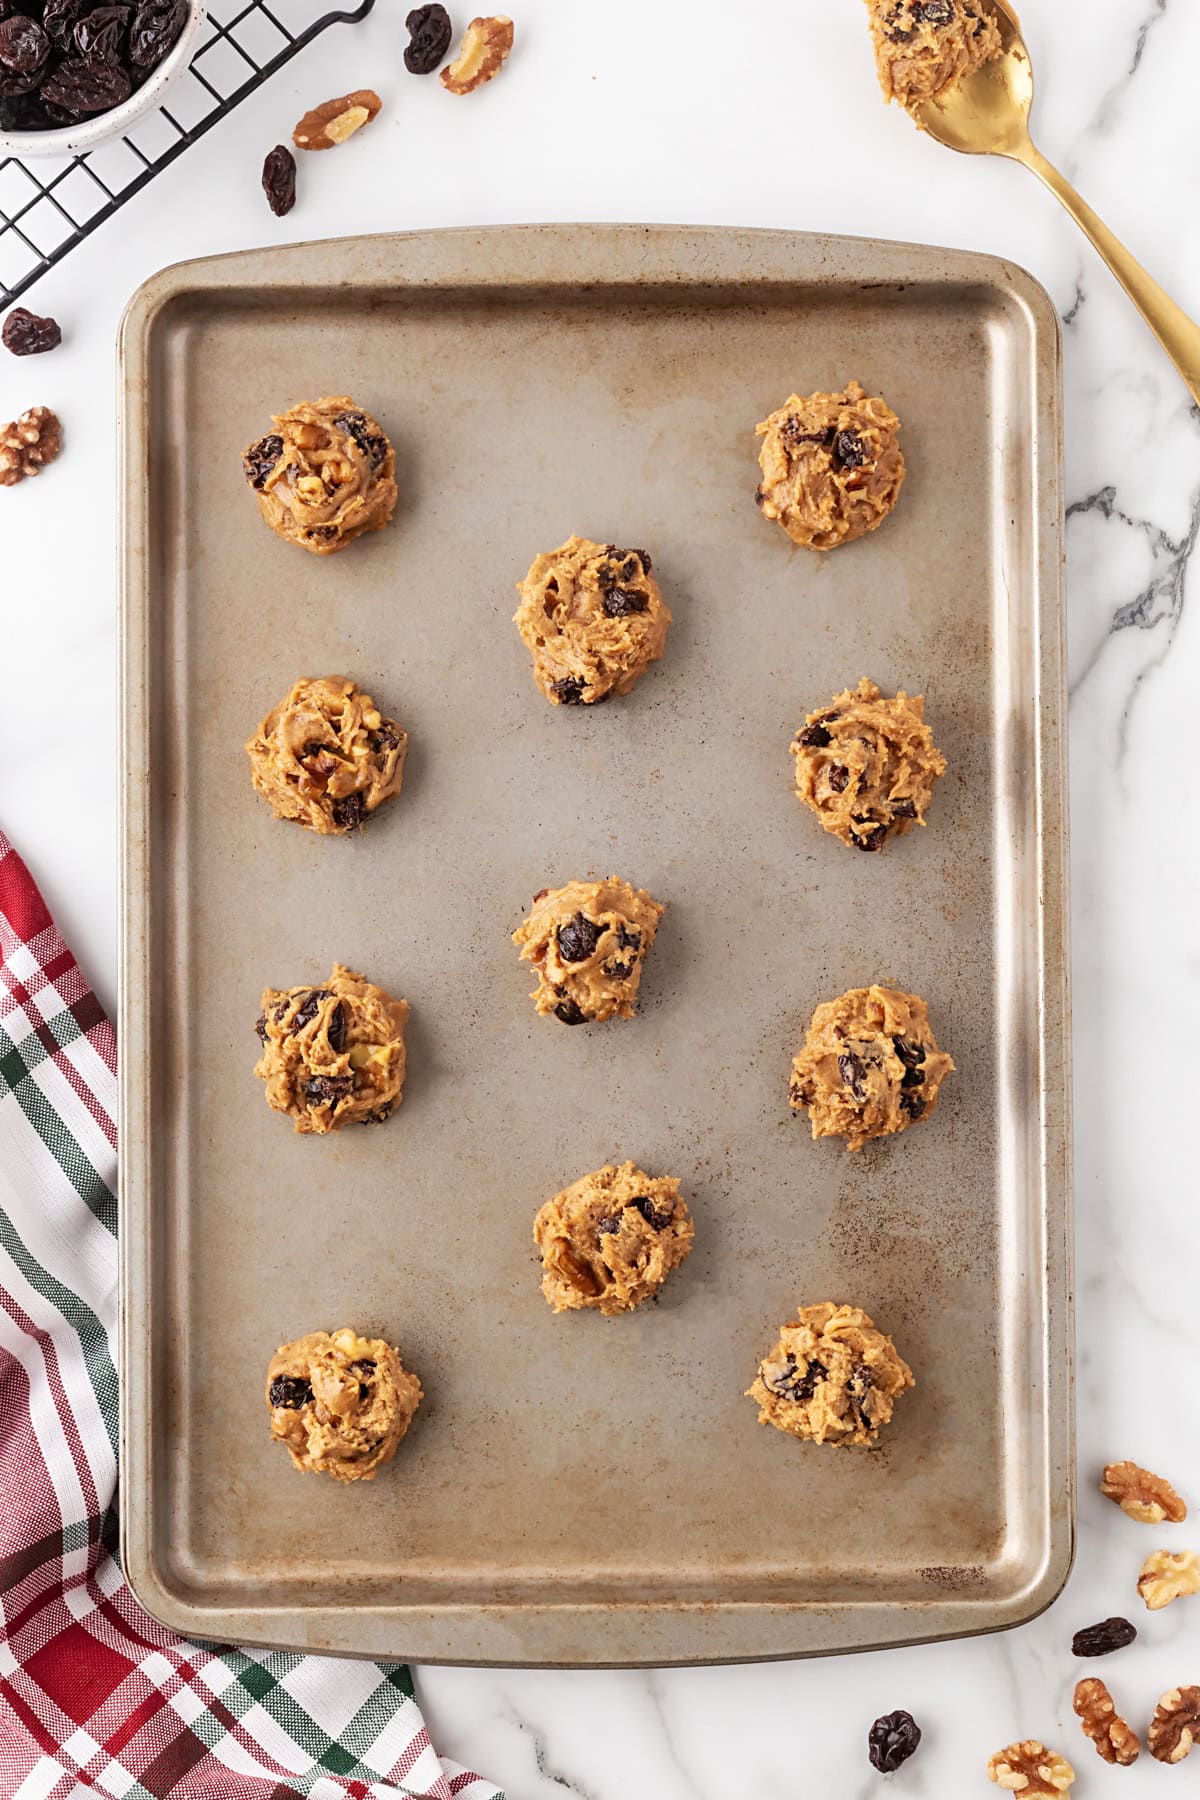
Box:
[1018,144,1200,406]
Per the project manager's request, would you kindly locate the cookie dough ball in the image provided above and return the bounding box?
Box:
[254,963,408,1134]
[791,677,946,852]
[246,675,407,836]
[534,1162,694,1315]
[266,1327,423,1481]
[755,381,904,550]
[513,877,664,1025]
[747,1301,914,1446]
[513,536,671,705]
[790,986,954,1151]
[242,396,397,555]
[865,0,1002,111]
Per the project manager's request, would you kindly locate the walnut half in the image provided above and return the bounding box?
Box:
[1102,1459,1187,1524]
[293,89,382,150]
[0,404,61,487]
[1149,1687,1200,1765]
[1072,1678,1140,1766]
[440,15,514,93]
[987,1741,1075,1794]
[1137,1547,1200,1611]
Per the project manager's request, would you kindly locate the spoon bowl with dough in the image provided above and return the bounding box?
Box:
[909,0,1200,405]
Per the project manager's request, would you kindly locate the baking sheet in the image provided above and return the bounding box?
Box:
[119,223,1072,1665]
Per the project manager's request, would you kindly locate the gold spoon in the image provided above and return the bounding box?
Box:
[911,0,1200,404]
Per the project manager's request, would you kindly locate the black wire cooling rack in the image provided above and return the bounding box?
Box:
[0,0,376,309]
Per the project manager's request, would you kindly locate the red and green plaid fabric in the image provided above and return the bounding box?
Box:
[0,829,502,1800]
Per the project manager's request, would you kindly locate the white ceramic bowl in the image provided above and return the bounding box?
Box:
[0,0,207,160]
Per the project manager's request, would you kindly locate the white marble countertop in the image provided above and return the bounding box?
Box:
[4,0,1198,1791]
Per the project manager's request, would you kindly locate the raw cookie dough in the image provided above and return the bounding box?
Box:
[747,1301,914,1446]
[513,876,664,1024]
[254,963,408,1134]
[242,395,397,555]
[755,381,904,550]
[246,675,407,835]
[513,536,671,705]
[533,1161,694,1315]
[789,985,954,1151]
[266,1327,422,1480]
[865,0,1003,112]
[791,677,946,852]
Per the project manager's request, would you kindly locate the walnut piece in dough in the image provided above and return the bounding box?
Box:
[534,1162,694,1315]
[747,1302,914,1447]
[791,677,946,853]
[266,1327,422,1481]
[865,0,1003,112]
[254,963,408,1133]
[246,675,407,835]
[513,536,671,706]
[242,396,397,555]
[755,381,904,551]
[512,877,664,1025]
[789,985,954,1151]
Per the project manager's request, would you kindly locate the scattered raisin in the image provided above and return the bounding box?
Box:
[0,15,48,71]
[552,676,585,705]
[334,408,388,467]
[403,2,451,73]
[2,306,61,356]
[633,1195,674,1231]
[795,722,832,749]
[331,791,365,830]
[305,1074,353,1105]
[269,1375,313,1409]
[828,765,850,793]
[556,912,602,963]
[262,144,296,217]
[554,997,587,1026]
[833,429,868,470]
[1073,1617,1137,1658]
[868,1711,922,1773]
[838,1052,867,1100]
[602,586,648,618]
[128,0,186,69]
[326,1001,347,1055]
[243,434,282,489]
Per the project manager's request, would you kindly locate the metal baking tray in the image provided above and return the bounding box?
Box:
[119,223,1072,1665]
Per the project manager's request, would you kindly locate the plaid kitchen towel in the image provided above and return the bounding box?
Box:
[0,829,502,1800]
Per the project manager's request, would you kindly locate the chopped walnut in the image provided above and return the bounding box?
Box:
[987,1741,1075,1793]
[1149,1687,1200,1765]
[1137,1547,1200,1610]
[1102,1460,1187,1524]
[0,405,61,487]
[293,89,382,150]
[1072,1678,1140,1766]
[440,15,514,93]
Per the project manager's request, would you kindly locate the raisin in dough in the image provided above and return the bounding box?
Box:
[242,396,397,555]
[756,382,904,550]
[513,877,664,1024]
[865,0,1002,111]
[747,1302,914,1446]
[254,963,408,1134]
[534,1162,694,1315]
[246,675,407,836]
[266,1328,422,1481]
[513,536,671,705]
[790,985,954,1151]
[791,677,946,852]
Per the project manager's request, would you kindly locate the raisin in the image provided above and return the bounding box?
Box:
[1073,1617,1137,1658]
[765,1354,824,1402]
[849,1362,875,1423]
[42,0,91,49]
[556,912,602,963]
[892,798,918,819]
[334,408,388,468]
[305,1074,353,1105]
[75,6,131,60]
[633,1195,674,1231]
[917,0,955,22]
[403,2,451,73]
[597,1214,621,1238]
[602,586,648,618]
[851,819,887,851]
[351,1358,376,1374]
[552,676,585,705]
[369,724,400,752]
[254,1013,268,1043]
[900,1089,926,1120]
[893,1036,925,1070]
[833,429,868,470]
[269,1375,313,1410]
[554,997,587,1026]
[327,1001,347,1055]
[290,989,330,1034]
[603,960,634,980]
[616,926,641,953]
[262,144,296,217]
[604,543,651,574]
[868,1711,922,1773]
[780,418,834,450]
[128,0,186,69]
[795,722,832,749]
[838,1052,867,1101]
[364,1103,393,1124]
[40,55,131,112]
[332,791,365,830]
[0,14,48,70]
[309,525,338,542]
[828,765,850,793]
[243,434,282,489]
[2,307,61,356]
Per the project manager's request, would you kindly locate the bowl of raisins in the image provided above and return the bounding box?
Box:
[0,0,207,158]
